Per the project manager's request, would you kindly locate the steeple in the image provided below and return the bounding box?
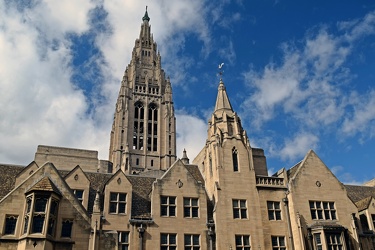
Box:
[214,79,233,115]
[108,9,177,174]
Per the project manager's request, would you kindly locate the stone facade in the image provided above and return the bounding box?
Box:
[1,9,375,250]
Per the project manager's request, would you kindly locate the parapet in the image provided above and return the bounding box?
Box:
[34,145,99,172]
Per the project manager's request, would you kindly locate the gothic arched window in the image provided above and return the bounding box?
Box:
[147,103,158,151]
[133,101,144,150]
[232,147,239,172]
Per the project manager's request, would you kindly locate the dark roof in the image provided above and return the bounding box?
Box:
[185,165,204,183]
[127,175,156,218]
[0,164,24,200]
[345,184,375,204]
[286,161,302,179]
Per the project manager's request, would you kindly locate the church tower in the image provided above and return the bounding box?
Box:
[109,9,177,174]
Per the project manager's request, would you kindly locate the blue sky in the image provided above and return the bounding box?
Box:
[1,0,375,184]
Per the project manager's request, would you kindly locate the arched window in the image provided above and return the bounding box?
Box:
[232,148,239,172]
[147,103,158,151]
[133,102,144,150]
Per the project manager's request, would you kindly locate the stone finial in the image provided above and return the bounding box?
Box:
[181,148,189,164]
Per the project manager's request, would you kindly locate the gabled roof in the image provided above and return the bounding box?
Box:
[26,176,61,195]
[354,196,373,212]
[185,165,204,183]
[127,175,156,218]
[345,184,375,205]
[0,164,24,200]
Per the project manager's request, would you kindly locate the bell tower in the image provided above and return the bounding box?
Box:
[109,8,177,174]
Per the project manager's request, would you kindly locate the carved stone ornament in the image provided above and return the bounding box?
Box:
[176,179,183,188]
[74,174,79,181]
[316,181,321,187]
[117,178,121,184]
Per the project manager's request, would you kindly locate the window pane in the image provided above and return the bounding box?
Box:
[161,196,168,204]
[119,193,126,201]
[185,235,191,245]
[184,198,190,206]
[169,234,176,244]
[119,203,126,213]
[34,198,47,212]
[5,216,17,235]
[193,235,199,245]
[110,193,117,201]
[169,197,176,204]
[240,200,246,208]
[169,206,176,216]
[192,199,198,206]
[32,215,45,233]
[161,234,168,244]
[110,202,117,213]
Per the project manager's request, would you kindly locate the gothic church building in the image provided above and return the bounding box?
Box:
[1,10,375,250]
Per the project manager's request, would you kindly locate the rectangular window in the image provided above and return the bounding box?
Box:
[161,196,176,217]
[235,235,251,250]
[119,231,129,250]
[184,234,200,249]
[326,233,343,250]
[184,198,199,218]
[309,201,336,220]
[267,201,282,220]
[109,192,127,214]
[4,215,18,235]
[161,233,177,250]
[314,233,323,250]
[271,236,286,250]
[61,219,73,238]
[73,189,84,204]
[233,199,247,219]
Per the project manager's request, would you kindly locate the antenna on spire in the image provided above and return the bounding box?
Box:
[146,5,148,11]
[218,63,224,80]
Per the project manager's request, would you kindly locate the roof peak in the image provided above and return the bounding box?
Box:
[214,78,233,113]
[142,6,150,22]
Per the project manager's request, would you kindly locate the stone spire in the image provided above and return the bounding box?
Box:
[214,79,233,115]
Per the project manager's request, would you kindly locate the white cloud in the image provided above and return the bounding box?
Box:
[175,112,207,160]
[277,133,319,161]
[0,0,216,165]
[341,90,375,139]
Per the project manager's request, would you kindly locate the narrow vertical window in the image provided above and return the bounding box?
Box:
[314,233,322,250]
[232,148,239,172]
[147,103,158,152]
[61,219,73,238]
[119,231,129,250]
[133,102,144,150]
[4,215,18,235]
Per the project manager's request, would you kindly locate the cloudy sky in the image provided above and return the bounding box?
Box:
[1,0,375,184]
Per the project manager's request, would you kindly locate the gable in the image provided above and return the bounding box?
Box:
[289,150,345,193]
[15,161,39,186]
